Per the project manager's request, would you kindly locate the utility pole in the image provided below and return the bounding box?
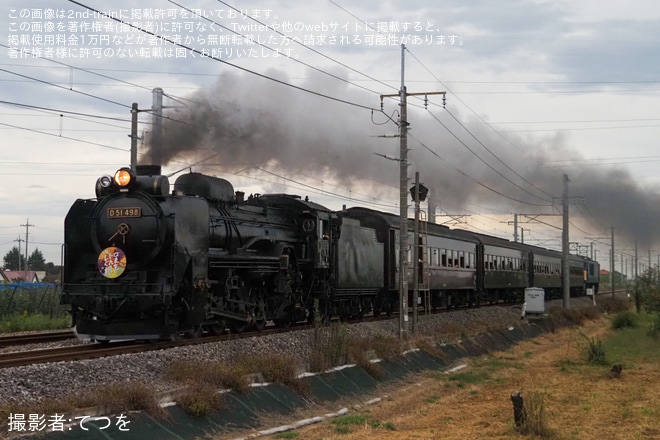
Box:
[398,45,409,340]
[562,174,570,308]
[635,240,640,312]
[130,103,138,171]
[14,236,24,272]
[379,44,446,340]
[21,219,33,269]
[610,227,615,297]
[152,87,164,165]
[427,189,436,224]
[513,214,519,242]
[412,172,420,334]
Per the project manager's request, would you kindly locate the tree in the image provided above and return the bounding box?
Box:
[3,246,26,271]
[638,267,660,314]
[27,248,46,271]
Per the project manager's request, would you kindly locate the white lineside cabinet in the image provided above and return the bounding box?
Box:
[524,287,545,314]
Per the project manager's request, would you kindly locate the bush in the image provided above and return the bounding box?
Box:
[0,285,69,322]
[648,313,660,339]
[582,334,607,366]
[309,320,348,372]
[611,311,637,330]
[598,296,631,314]
[347,337,384,380]
[177,384,224,416]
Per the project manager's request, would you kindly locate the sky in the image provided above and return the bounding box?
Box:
[1,0,659,274]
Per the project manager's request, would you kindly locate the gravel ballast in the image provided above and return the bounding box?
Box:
[0,298,597,407]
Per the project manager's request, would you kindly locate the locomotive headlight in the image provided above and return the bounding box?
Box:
[114,168,134,187]
[99,175,113,188]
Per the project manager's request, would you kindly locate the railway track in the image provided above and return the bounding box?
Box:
[0,327,285,369]
[0,289,626,369]
[0,329,76,348]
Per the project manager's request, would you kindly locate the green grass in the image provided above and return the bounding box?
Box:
[0,312,70,333]
[448,370,490,387]
[274,433,300,439]
[602,313,660,364]
[611,311,638,330]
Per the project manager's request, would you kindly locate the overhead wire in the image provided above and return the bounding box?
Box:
[0,121,129,152]
[66,0,376,112]
[425,108,553,203]
[408,132,552,207]
[168,0,383,97]
[0,68,130,109]
[217,0,397,93]
[405,48,554,201]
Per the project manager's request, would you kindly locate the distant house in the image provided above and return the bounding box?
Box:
[0,270,40,283]
[599,269,626,286]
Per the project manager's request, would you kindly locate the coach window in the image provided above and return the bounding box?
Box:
[459,251,465,268]
[441,249,447,267]
[432,249,438,266]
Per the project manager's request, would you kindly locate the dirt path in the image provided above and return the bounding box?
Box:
[285,318,660,440]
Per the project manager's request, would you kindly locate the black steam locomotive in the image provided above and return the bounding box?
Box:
[61,166,599,340]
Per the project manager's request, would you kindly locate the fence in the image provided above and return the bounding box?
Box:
[0,282,68,319]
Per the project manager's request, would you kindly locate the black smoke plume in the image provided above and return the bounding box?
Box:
[143,69,660,250]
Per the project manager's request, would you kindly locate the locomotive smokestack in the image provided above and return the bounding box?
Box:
[235,191,245,204]
[427,189,436,224]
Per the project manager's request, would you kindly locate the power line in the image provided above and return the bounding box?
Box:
[408,132,551,207]
[405,47,555,201]
[218,0,396,93]
[168,0,383,97]
[0,68,130,109]
[424,109,553,203]
[0,121,129,152]
[0,100,131,123]
[67,0,376,113]
[0,43,153,92]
